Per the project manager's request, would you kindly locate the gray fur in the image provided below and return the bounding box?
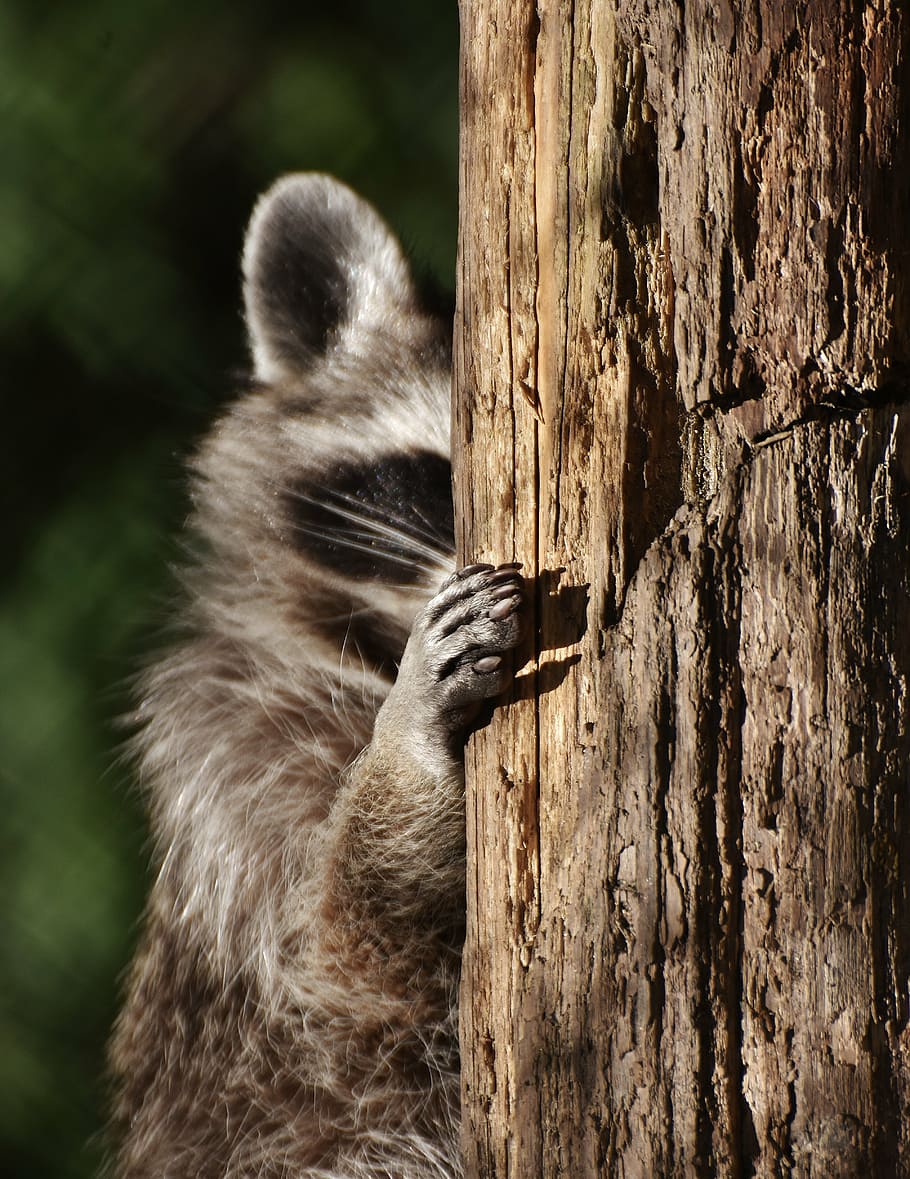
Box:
[108,174,525,1178]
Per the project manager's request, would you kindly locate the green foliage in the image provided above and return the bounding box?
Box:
[0,1,457,1173]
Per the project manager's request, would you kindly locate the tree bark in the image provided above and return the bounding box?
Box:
[453,2,910,1176]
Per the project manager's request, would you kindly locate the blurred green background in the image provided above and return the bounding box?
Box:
[0,2,457,1174]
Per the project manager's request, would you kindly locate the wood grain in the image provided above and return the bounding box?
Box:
[454,2,910,1174]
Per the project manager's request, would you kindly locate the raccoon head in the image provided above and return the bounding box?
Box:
[193,174,455,681]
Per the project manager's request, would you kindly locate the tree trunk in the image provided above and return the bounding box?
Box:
[453,2,910,1176]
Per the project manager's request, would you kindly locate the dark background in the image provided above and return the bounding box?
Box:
[0,3,458,1174]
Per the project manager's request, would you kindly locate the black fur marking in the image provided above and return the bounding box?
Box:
[251,199,351,363]
[264,238,349,359]
[311,610,408,678]
[286,451,454,583]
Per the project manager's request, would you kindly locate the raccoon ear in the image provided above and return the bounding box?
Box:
[241,173,417,383]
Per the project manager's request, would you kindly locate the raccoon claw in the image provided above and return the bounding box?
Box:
[409,562,527,723]
[374,563,527,748]
[488,594,521,621]
[472,655,503,675]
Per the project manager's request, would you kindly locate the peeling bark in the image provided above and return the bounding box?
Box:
[454,2,910,1175]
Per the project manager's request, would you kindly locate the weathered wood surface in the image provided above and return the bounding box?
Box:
[454,2,910,1175]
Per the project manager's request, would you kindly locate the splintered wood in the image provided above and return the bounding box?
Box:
[454,2,910,1175]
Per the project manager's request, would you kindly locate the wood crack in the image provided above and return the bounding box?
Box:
[748,381,910,453]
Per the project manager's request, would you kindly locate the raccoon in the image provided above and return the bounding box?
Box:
[108,174,526,1178]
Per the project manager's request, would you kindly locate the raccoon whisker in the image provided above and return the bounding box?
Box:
[384,571,444,592]
[288,521,441,572]
[310,604,378,626]
[338,618,374,726]
[332,520,444,566]
[289,509,448,569]
[335,622,351,724]
[385,498,451,548]
[323,488,450,550]
[287,485,450,555]
[346,517,447,565]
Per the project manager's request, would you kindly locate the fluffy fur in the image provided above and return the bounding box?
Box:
[108,174,525,1178]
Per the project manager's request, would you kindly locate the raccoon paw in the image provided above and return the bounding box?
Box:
[411,562,527,725]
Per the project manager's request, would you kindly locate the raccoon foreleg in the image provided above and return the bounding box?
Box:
[319,562,526,958]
